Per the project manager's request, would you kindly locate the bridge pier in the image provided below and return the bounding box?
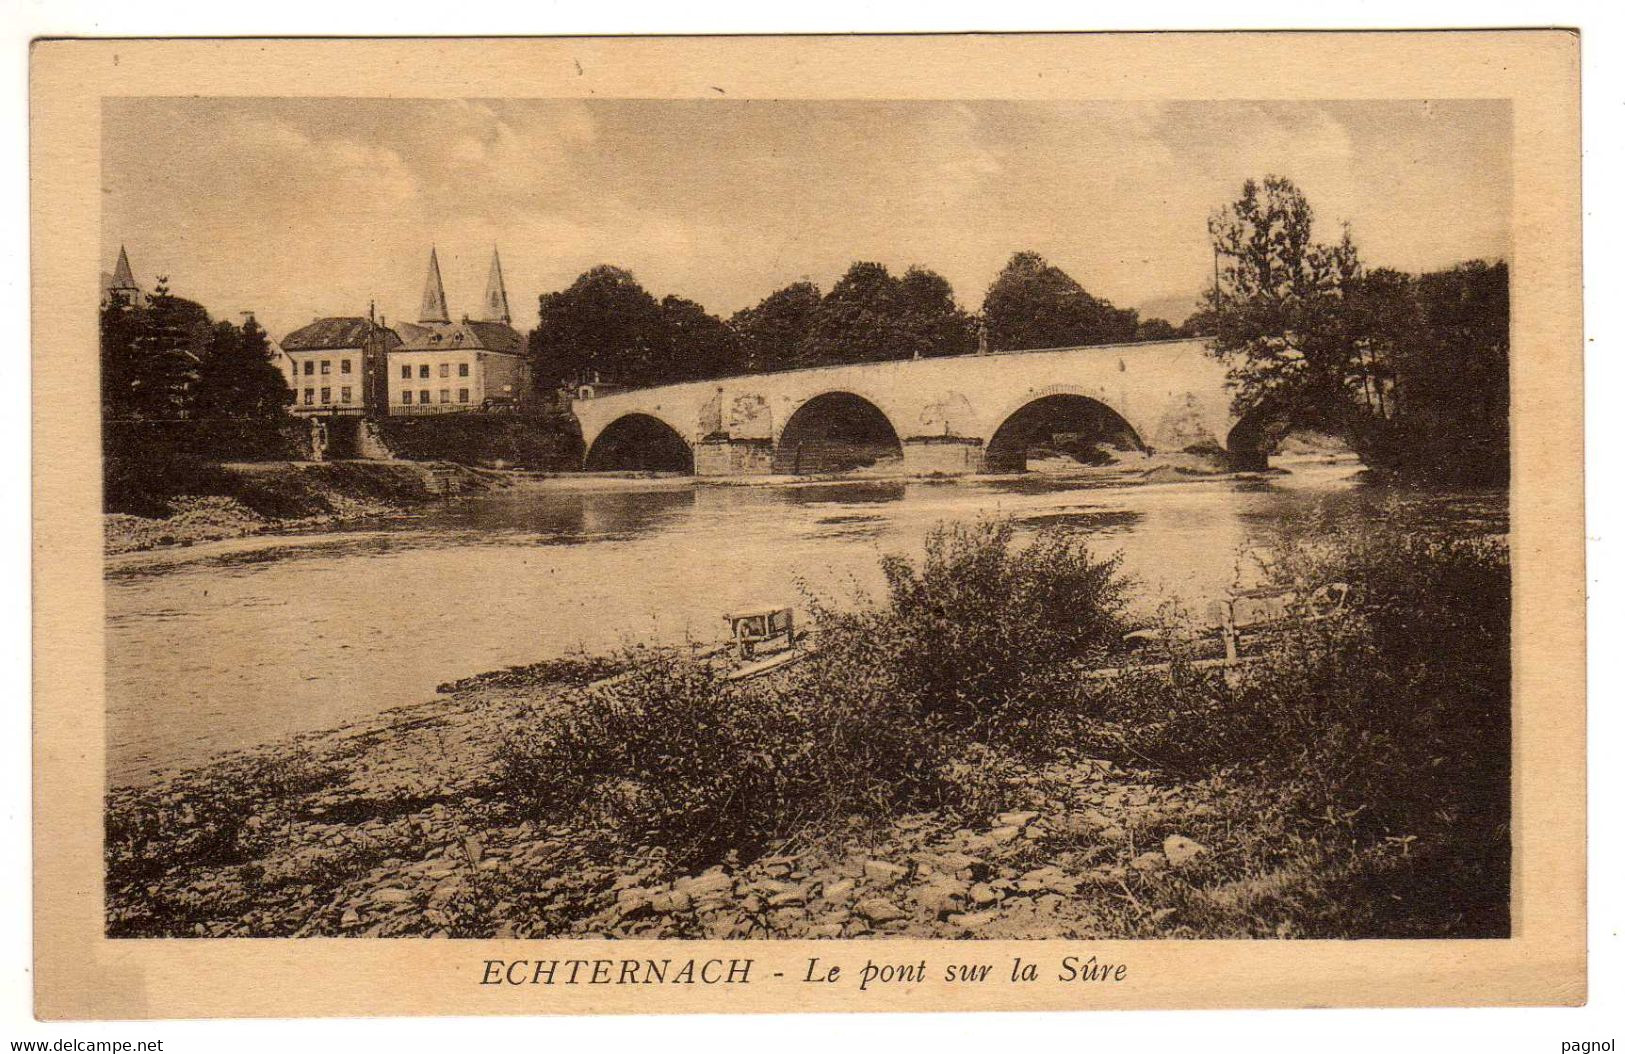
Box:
[695,436,775,476]
[900,435,985,476]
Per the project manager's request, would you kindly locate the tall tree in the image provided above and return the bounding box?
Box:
[1360,261,1508,483]
[193,315,292,420]
[729,280,822,372]
[800,261,907,366]
[529,265,666,388]
[982,251,1139,352]
[795,262,976,367]
[103,279,212,419]
[1207,175,1509,483]
[659,294,743,382]
[894,266,977,359]
[1205,176,1363,431]
[1134,317,1179,341]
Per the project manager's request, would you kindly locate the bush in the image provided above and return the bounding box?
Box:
[103,417,306,516]
[106,749,342,887]
[498,520,1125,866]
[813,519,1128,730]
[1064,524,1511,936]
[498,654,988,867]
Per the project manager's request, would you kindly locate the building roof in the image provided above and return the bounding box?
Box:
[395,318,525,355]
[391,320,434,345]
[281,317,400,352]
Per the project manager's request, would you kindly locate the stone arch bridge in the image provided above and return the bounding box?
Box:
[571,338,1263,477]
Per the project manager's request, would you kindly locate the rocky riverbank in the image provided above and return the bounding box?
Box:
[105,657,1230,940]
[103,460,515,555]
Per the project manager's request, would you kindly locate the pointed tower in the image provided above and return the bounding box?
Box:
[419,247,450,324]
[481,247,511,324]
[103,244,143,306]
[111,245,137,290]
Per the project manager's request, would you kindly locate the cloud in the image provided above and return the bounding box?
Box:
[103,98,1510,341]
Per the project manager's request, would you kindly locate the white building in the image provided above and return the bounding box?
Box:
[279,315,400,415]
[388,248,528,414]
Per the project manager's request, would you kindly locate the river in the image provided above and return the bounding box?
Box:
[104,459,1506,787]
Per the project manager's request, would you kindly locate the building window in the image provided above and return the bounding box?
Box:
[419,365,430,379]
[439,389,450,403]
[439,363,450,378]
[320,387,331,404]
[418,390,431,404]
[321,360,331,375]
[303,361,314,376]
[400,364,411,379]
[402,390,412,405]
[303,388,314,405]
[458,388,470,403]
[458,362,470,377]
[340,387,352,403]
[341,359,352,374]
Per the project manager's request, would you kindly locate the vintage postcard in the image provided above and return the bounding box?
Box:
[31,32,1583,1018]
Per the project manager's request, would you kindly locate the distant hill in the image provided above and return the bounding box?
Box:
[1134,293,1205,329]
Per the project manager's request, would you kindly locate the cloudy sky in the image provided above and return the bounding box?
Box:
[102,97,1510,342]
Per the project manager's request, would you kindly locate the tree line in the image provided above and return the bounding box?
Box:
[526,252,1194,390]
[99,178,1508,489]
[101,281,291,425]
[1205,175,1509,485]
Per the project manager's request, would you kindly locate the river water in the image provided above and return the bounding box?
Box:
[104,460,1506,787]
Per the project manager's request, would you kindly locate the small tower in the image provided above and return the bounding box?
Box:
[481,246,511,324]
[105,244,142,305]
[419,247,450,324]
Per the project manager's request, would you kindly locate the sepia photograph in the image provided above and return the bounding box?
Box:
[28,32,1585,1018]
[97,93,1515,942]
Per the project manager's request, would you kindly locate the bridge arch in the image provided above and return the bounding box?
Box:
[583,412,694,473]
[1224,411,1277,473]
[983,390,1145,473]
[773,390,904,475]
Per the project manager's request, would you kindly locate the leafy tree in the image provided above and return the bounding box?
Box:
[1206,178,1363,433]
[794,262,976,368]
[101,279,212,419]
[1207,175,1509,483]
[100,296,148,420]
[894,266,977,359]
[529,265,666,388]
[1356,261,1509,483]
[729,281,822,372]
[1134,317,1179,341]
[659,295,743,382]
[800,261,908,366]
[982,251,1140,351]
[1177,307,1219,338]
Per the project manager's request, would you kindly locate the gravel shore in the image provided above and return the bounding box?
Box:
[105,659,1231,940]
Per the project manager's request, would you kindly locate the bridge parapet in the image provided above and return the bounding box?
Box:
[570,338,1246,476]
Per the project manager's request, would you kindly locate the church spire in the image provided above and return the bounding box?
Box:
[111,245,137,291]
[481,246,511,324]
[419,246,450,323]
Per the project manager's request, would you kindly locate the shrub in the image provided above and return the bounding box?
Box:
[373,412,582,469]
[497,520,1129,867]
[1064,524,1511,936]
[813,519,1129,730]
[497,653,998,868]
[106,749,343,887]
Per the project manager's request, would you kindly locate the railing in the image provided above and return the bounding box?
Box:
[387,403,480,416]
